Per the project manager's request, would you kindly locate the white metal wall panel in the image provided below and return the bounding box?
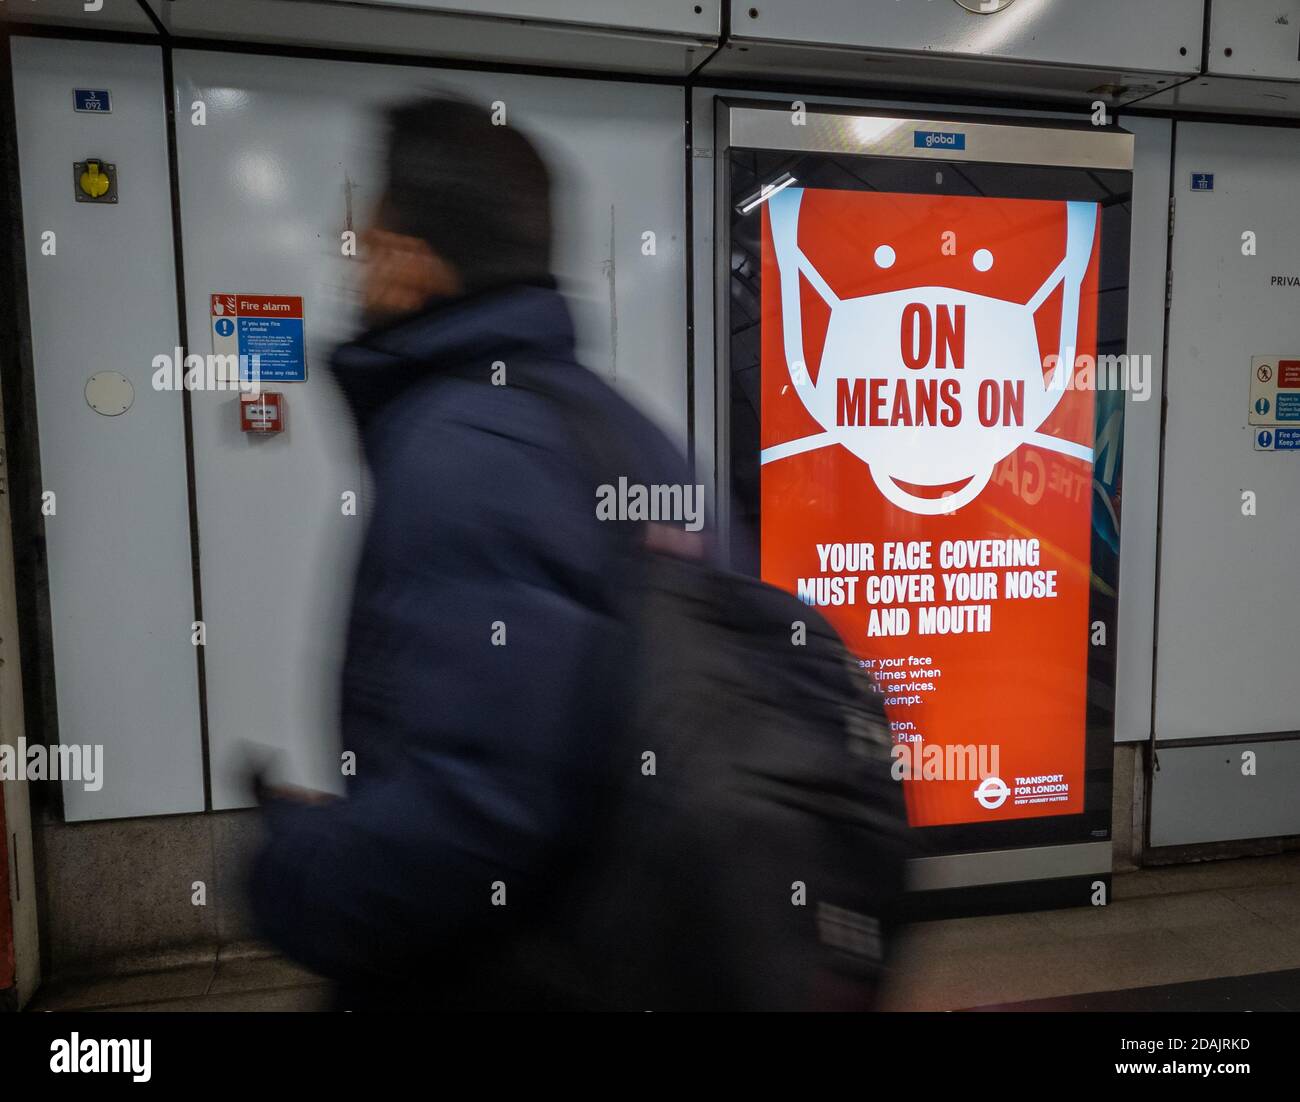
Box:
[728,0,1203,74]
[172,50,687,807]
[1157,122,1300,742]
[157,0,717,74]
[10,38,205,820]
[1112,115,1171,744]
[1135,75,1300,120]
[358,0,719,36]
[1133,0,1300,119]
[691,90,1171,746]
[1206,0,1300,79]
[1150,739,1300,846]
[7,0,157,34]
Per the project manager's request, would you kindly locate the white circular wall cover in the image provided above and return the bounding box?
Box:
[84,371,134,416]
[953,0,1016,12]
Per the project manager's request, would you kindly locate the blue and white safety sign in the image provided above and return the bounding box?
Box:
[210,294,307,383]
[73,89,112,113]
[1254,427,1300,451]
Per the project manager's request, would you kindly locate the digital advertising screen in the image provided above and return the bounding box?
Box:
[728,132,1131,851]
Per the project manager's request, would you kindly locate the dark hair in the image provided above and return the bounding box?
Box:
[379,95,553,293]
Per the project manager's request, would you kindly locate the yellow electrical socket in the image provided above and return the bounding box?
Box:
[74,159,117,204]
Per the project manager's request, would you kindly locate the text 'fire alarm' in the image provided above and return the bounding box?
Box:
[240,392,284,434]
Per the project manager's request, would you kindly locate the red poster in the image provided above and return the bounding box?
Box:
[760,187,1101,828]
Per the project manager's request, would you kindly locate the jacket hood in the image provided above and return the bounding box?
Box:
[330,281,577,430]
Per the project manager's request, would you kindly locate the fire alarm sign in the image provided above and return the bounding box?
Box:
[240,392,284,434]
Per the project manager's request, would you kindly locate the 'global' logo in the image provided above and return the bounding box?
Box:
[914,130,966,150]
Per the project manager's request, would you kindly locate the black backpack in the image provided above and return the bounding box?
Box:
[502,369,918,1012]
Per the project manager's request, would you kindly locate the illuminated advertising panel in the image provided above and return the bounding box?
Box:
[727,109,1131,857]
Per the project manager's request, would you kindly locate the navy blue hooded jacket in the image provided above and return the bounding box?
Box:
[248,283,689,997]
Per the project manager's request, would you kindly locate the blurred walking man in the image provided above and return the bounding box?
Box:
[248,96,687,1009]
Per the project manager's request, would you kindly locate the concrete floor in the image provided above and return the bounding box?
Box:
[27,946,332,1013]
[24,851,1300,1012]
[881,851,1300,1010]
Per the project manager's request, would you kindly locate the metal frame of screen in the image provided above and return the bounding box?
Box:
[719,100,1132,870]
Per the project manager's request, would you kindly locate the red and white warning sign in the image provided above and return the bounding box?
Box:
[760,187,1103,828]
[211,293,307,384]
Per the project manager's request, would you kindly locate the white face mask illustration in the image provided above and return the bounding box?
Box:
[763,188,1097,515]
